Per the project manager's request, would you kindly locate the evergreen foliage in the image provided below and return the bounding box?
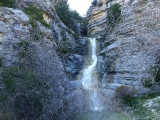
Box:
[155,68,160,83]
[24,6,50,28]
[0,0,15,8]
[98,2,103,7]
[107,3,121,26]
[1,66,51,119]
[55,2,88,36]
[55,2,71,27]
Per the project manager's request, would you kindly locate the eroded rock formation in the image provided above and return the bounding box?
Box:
[88,0,160,93]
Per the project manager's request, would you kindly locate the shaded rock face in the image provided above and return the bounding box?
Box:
[0,1,86,119]
[88,0,160,93]
[62,38,88,80]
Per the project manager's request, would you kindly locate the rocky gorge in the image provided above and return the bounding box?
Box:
[0,0,160,120]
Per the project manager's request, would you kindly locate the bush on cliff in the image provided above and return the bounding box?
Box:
[141,77,153,88]
[106,3,121,27]
[55,2,72,27]
[24,6,50,28]
[155,68,160,83]
[0,66,51,119]
[0,0,15,8]
[116,85,137,99]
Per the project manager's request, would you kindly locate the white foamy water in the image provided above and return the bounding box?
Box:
[81,38,103,111]
[81,38,97,90]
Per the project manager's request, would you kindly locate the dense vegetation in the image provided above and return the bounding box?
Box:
[0,39,52,119]
[55,2,88,36]
[0,0,15,8]
[106,3,121,27]
[24,6,50,28]
[124,93,160,120]
[0,66,51,119]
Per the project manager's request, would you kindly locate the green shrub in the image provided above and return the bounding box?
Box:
[98,2,103,7]
[99,52,106,56]
[40,20,50,28]
[116,85,136,99]
[104,42,110,47]
[3,77,16,93]
[92,0,97,6]
[17,40,32,58]
[55,2,72,28]
[55,2,88,36]
[124,93,160,120]
[57,41,73,54]
[17,40,31,50]
[0,0,15,8]
[141,78,153,88]
[124,97,139,107]
[106,3,121,27]
[24,6,50,28]
[155,68,160,83]
[1,66,51,119]
[29,18,38,28]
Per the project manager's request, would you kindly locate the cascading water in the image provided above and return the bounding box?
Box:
[81,38,103,111]
[72,38,131,120]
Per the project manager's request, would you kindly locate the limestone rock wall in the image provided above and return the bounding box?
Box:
[87,0,130,37]
[87,0,107,36]
[97,0,160,93]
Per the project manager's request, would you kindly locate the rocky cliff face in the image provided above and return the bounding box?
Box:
[87,0,129,37]
[88,0,160,93]
[87,0,107,37]
[0,0,86,119]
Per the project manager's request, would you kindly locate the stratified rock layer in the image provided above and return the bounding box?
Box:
[88,0,160,93]
[99,1,160,92]
[87,0,130,37]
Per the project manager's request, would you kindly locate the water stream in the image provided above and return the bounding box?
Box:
[81,38,103,111]
[78,38,131,120]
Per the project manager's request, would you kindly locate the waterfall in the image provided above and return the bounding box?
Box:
[81,38,103,111]
[73,38,130,120]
